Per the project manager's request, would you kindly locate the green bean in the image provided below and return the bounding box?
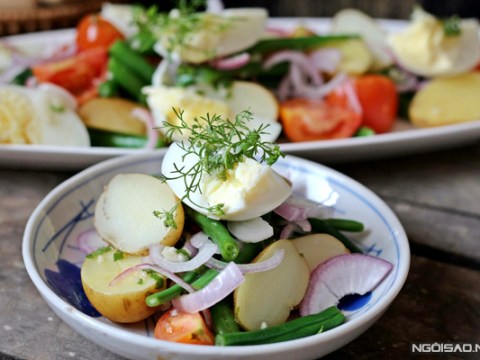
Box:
[323,218,365,232]
[87,128,166,149]
[109,40,156,83]
[247,34,358,54]
[309,218,363,253]
[146,268,218,307]
[107,57,147,104]
[215,306,345,346]
[185,207,239,261]
[211,299,240,335]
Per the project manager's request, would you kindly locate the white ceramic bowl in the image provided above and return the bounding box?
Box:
[23,151,410,360]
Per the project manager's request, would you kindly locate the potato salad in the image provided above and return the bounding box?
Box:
[79,109,393,346]
[1,2,479,148]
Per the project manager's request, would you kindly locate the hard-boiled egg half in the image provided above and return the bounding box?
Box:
[144,80,281,143]
[161,141,292,222]
[0,84,89,146]
[388,8,480,77]
[153,8,268,64]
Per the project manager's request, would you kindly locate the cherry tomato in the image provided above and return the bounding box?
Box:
[32,47,108,104]
[279,98,362,142]
[154,309,214,345]
[76,14,124,52]
[355,75,398,133]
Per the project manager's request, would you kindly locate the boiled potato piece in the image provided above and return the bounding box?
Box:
[95,173,184,255]
[233,239,309,330]
[81,247,164,323]
[292,233,350,271]
[79,97,147,135]
[331,8,393,71]
[326,38,373,75]
[409,72,480,127]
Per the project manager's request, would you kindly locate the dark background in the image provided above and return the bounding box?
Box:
[135,0,480,19]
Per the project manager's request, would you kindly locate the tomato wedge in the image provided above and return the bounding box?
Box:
[327,75,398,134]
[154,309,215,345]
[32,47,108,104]
[279,98,362,142]
[76,14,124,52]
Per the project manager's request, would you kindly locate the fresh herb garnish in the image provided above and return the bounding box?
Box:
[49,103,65,113]
[132,0,230,61]
[113,250,124,261]
[143,269,164,289]
[442,15,462,37]
[154,109,284,223]
[86,246,112,259]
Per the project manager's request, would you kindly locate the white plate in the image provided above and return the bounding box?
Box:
[22,151,410,360]
[2,21,480,171]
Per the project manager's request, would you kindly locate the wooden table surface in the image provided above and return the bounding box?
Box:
[1,140,479,360]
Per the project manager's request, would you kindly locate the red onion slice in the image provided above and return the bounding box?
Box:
[131,107,158,149]
[77,229,107,254]
[206,249,284,274]
[149,242,218,273]
[109,263,195,293]
[211,53,250,70]
[300,253,393,316]
[172,262,244,313]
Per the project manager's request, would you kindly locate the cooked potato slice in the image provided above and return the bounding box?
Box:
[233,239,310,330]
[81,247,165,323]
[409,72,480,127]
[292,233,350,271]
[94,173,184,255]
[79,97,147,135]
[326,38,373,75]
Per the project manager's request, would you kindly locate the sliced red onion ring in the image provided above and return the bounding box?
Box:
[309,48,342,74]
[172,262,244,313]
[131,107,158,149]
[342,79,363,115]
[264,50,323,86]
[279,223,295,240]
[300,254,393,316]
[149,242,218,273]
[109,263,195,293]
[227,217,273,243]
[206,249,284,274]
[77,229,107,254]
[275,194,334,222]
[211,53,250,70]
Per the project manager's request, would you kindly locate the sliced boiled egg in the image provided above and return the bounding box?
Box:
[0,84,89,146]
[145,80,281,142]
[154,8,267,64]
[161,141,292,221]
[388,8,480,77]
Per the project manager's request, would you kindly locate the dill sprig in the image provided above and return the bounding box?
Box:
[154,109,284,222]
[132,0,231,61]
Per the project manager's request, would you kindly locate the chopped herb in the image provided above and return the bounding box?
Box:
[143,269,164,289]
[86,246,112,259]
[49,103,65,112]
[113,250,124,261]
[442,15,462,37]
[176,248,191,259]
[137,278,144,285]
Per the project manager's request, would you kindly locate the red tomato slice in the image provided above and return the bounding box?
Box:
[32,47,108,104]
[154,309,215,345]
[356,75,398,133]
[76,14,124,52]
[279,98,362,142]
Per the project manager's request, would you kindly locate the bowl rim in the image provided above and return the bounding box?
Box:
[22,150,410,357]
